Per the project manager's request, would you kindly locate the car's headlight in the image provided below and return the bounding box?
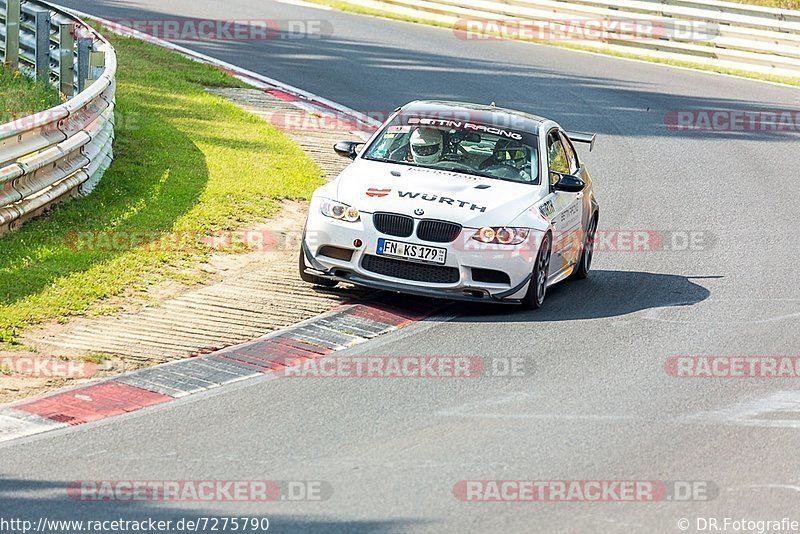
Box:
[472,227,530,245]
[320,199,360,222]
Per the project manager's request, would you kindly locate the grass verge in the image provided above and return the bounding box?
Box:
[0,68,62,123]
[308,0,800,87]
[0,31,325,346]
[731,0,800,9]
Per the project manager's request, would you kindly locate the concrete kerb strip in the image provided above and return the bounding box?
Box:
[0,298,447,443]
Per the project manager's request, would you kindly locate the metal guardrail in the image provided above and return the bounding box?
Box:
[0,0,116,236]
[343,0,800,78]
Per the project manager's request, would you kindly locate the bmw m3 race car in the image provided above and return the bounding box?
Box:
[300,100,599,308]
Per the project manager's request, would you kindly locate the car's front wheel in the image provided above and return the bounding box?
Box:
[570,215,597,280]
[299,248,339,288]
[522,233,551,309]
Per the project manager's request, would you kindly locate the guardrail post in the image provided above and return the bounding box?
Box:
[2,0,21,69]
[0,3,116,236]
[34,9,51,84]
[58,23,75,97]
[89,49,105,81]
[76,37,92,93]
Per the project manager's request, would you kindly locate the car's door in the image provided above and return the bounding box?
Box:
[543,129,583,272]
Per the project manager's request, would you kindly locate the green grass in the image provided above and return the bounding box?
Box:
[82,353,112,365]
[308,0,800,87]
[0,31,325,345]
[0,68,62,122]
[732,0,800,9]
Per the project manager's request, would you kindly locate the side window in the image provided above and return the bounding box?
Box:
[559,132,579,174]
[547,131,569,188]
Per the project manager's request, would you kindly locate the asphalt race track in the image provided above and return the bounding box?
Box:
[3,1,800,532]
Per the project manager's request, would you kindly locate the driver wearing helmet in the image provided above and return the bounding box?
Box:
[409,128,444,165]
[482,139,535,182]
[492,139,528,168]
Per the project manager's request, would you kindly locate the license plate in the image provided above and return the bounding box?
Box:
[377,238,447,265]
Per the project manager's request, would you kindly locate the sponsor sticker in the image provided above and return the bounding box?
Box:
[366,188,392,198]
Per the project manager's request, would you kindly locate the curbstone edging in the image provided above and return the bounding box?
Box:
[0,299,447,443]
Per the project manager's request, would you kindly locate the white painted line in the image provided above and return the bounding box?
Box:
[438,413,636,420]
[644,297,800,325]
[436,391,635,420]
[0,410,67,443]
[736,484,800,493]
[685,390,800,428]
[276,0,334,10]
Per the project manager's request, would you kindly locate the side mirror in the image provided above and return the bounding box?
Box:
[552,172,585,193]
[334,141,364,160]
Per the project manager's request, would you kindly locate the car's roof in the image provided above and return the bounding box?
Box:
[398,100,552,134]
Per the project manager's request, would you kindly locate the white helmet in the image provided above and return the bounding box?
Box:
[410,128,443,165]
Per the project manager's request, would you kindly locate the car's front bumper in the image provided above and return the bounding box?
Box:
[303,210,540,303]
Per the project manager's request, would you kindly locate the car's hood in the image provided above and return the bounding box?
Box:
[333,159,540,227]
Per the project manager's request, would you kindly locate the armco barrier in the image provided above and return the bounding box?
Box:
[340,0,800,78]
[0,0,115,236]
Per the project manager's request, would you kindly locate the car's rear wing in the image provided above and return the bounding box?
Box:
[565,131,597,152]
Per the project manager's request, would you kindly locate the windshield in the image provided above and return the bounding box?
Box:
[363,114,540,184]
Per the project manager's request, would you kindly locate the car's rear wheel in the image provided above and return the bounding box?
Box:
[570,215,597,280]
[522,233,551,309]
[299,248,339,288]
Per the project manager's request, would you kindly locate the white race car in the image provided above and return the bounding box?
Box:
[300,100,599,308]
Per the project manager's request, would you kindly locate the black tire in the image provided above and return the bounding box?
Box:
[299,249,339,288]
[570,215,597,281]
[522,233,552,309]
